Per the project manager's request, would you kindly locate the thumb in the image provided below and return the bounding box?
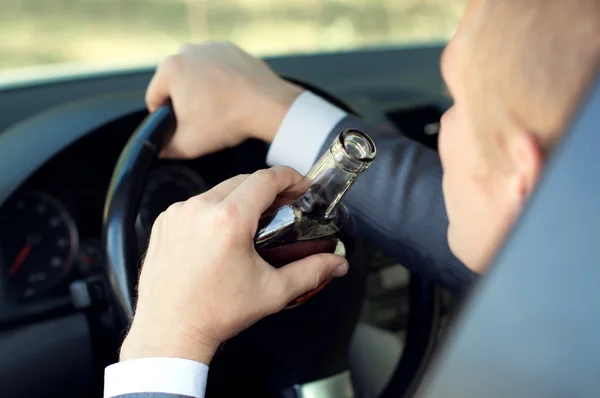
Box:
[158,125,198,159]
[273,253,348,304]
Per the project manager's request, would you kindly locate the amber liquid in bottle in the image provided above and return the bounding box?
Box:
[255,128,376,307]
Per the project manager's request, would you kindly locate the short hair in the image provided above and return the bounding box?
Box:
[463,0,600,159]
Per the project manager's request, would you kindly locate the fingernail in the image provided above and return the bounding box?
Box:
[332,262,349,277]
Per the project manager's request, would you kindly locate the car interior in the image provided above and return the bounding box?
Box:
[0,44,457,397]
[0,43,456,397]
[1,1,597,397]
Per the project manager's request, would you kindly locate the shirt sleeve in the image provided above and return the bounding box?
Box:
[104,357,208,398]
[266,90,347,175]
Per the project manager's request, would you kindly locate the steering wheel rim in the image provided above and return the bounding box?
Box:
[103,103,175,327]
[103,81,439,397]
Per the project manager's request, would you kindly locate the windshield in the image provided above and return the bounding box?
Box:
[1,0,468,74]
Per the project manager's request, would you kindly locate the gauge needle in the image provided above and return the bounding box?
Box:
[8,243,31,276]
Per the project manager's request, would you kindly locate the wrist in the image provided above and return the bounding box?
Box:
[250,81,304,143]
[119,319,218,365]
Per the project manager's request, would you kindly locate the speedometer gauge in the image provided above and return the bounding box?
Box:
[0,191,78,298]
[139,165,209,232]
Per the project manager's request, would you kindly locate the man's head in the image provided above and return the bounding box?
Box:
[439,0,600,273]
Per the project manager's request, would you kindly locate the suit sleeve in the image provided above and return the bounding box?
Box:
[320,115,476,294]
[266,91,476,294]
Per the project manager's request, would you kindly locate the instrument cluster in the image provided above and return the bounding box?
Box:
[1,191,80,298]
[0,164,209,300]
[0,109,268,325]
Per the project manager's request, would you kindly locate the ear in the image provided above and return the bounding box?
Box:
[508,131,544,204]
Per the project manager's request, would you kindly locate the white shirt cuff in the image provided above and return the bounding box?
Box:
[104,357,208,398]
[266,90,347,175]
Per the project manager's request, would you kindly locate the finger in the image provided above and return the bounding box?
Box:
[270,253,348,306]
[202,174,250,202]
[264,179,311,212]
[223,167,304,220]
[158,143,185,159]
[158,125,196,159]
[258,240,336,267]
[158,126,183,159]
[145,56,177,113]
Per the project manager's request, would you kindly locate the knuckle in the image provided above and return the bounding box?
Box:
[161,201,183,221]
[160,54,184,75]
[189,192,212,207]
[253,168,278,186]
[211,202,243,245]
[151,211,165,232]
[279,165,300,180]
[224,174,251,190]
[144,90,155,109]
[280,165,297,174]
[214,201,241,226]
[166,201,183,213]
[150,202,180,235]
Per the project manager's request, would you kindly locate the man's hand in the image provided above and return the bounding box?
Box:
[119,167,348,364]
[146,42,303,159]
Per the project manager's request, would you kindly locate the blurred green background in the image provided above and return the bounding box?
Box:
[0,0,468,72]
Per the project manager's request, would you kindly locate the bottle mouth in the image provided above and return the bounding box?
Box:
[331,129,376,173]
[340,129,376,161]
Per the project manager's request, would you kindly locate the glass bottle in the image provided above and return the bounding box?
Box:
[255,128,376,307]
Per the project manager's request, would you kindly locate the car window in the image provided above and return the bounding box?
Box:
[0,0,468,74]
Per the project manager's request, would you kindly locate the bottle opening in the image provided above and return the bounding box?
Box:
[341,130,376,162]
[327,128,377,174]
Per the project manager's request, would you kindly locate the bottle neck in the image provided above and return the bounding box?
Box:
[294,129,376,218]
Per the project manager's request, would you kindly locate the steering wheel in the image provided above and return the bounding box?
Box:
[103,79,439,397]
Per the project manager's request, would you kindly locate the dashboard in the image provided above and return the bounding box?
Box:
[0,110,270,327]
[0,95,445,330]
[0,101,444,329]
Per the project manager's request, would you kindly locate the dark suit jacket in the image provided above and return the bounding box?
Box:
[109,115,476,398]
[329,115,476,294]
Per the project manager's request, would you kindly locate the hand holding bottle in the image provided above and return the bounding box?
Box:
[255,129,376,306]
[119,167,348,365]
[145,42,303,159]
